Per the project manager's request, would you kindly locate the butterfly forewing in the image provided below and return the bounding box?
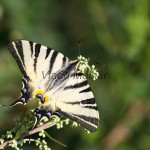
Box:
[8,40,100,132]
[9,40,69,83]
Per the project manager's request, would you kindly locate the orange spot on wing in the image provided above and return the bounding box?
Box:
[34,89,44,96]
[33,89,49,105]
[44,95,49,104]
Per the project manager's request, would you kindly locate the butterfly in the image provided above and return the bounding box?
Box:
[7,40,99,132]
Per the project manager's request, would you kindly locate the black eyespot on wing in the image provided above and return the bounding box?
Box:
[22,78,28,87]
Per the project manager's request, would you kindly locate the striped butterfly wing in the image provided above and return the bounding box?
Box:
[8,40,69,105]
[52,71,99,132]
[8,40,99,132]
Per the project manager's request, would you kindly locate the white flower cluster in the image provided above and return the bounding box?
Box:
[77,55,99,80]
[35,138,51,150]
[77,55,90,73]
[85,128,91,134]
[39,130,46,138]
[90,65,99,80]
[0,138,4,144]
[56,118,70,129]
[15,118,22,126]
[6,131,13,139]
[39,116,49,126]
[9,140,20,150]
[55,118,80,130]
[72,121,78,128]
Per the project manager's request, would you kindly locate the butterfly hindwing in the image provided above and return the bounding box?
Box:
[54,71,99,132]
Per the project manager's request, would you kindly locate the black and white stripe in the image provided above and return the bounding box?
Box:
[55,69,99,131]
[45,48,52,59]
[79,87,92,93]
[34,43,41,72]
[8,40,99,132]
[49,51,58,76]
[29,41,34,57]
[8,41,28,79]
[59,109,99,132]
[64,98,95,105]
[64,80,88,90]
[8,40,69,80]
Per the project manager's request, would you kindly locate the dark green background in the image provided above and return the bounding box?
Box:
[0,0,150,150]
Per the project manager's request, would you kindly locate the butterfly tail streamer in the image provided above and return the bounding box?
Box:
[0,104,9,107]
[0,98,27,107]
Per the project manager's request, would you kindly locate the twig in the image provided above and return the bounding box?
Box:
[102,101,150,150]
[0,121,57,149]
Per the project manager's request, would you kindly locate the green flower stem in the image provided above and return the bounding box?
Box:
[0,121,57,149]
[44,131,67,147]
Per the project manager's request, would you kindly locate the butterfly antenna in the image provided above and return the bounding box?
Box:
[9,99,26,107]
[78,41,81,56]
[0,99,23,107]
[9,100,20,107]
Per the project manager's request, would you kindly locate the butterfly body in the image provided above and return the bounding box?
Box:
[8,40,99,132]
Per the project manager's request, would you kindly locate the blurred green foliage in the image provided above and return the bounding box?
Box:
[0,0,150,150]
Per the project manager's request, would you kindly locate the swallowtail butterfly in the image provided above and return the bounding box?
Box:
[7,40,99,132]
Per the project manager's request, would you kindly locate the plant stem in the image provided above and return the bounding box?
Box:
[0,121,57,149]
